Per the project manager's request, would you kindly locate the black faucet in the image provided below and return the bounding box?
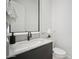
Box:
[27,32,32,41]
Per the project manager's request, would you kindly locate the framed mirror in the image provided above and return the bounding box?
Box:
[9,0,40,33]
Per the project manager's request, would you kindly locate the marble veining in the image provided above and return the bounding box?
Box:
[7,38,52,58]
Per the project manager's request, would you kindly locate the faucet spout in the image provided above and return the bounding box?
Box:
[27,32,32,41]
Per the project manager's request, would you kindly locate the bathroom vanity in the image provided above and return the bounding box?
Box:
[6,0,53,59]
[7,38,52,59]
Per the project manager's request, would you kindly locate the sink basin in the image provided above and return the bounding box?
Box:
[12,38,45,51]
[29,40,42,47]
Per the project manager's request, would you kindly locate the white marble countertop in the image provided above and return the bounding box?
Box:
[7,38,53,58]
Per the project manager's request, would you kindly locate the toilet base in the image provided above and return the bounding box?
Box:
[53,47,66,59]
[53,54,66,59]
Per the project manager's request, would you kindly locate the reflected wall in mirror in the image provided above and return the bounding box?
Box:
[10,0,40,32]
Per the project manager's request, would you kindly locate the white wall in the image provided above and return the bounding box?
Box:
[40,0,53,32]
[52,0,72,58]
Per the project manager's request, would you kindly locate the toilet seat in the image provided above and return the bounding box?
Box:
[53,47,66,55]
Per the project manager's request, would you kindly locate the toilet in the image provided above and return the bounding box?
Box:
[53,47,66,59]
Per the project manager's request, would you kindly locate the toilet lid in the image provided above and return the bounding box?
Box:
[53,48,66,55]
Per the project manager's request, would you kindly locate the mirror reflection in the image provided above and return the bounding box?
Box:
[7,0,39,32]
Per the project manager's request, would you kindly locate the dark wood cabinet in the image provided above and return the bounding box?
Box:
[8,43,52,59]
